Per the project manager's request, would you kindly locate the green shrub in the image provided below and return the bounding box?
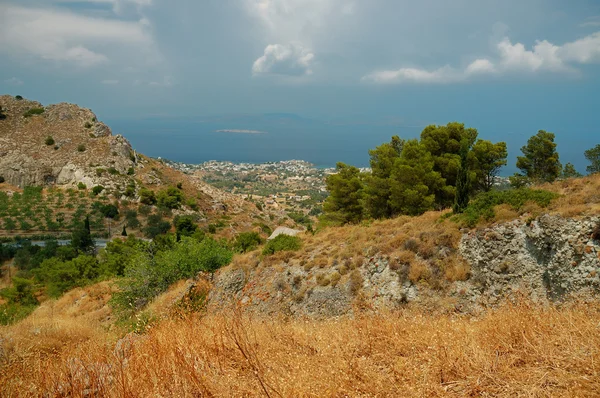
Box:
[139,188,157,205]
[455,188,559,227]
[143,214,171,238]
[262,234,302,255]
[92,185,104,196]
[0,176,4,184]
[0,303,37,325]
[233,232,264,253]
[127,167,135,176]
[23,108,45,118]
[45,136,55,146]
[96,168,106,177]
[107,167,119,175]
[15,95,23,100]
[157,187,184,209]
[174,215,198,237]
[84,122,93,129]
[112,237,233,316]
[77,144,86,152]
[77,182,87,190]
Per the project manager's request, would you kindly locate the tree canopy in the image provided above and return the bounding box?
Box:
[515,130,561,183]
[584,144,600,174]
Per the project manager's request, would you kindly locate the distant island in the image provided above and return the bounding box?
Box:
[215,129,267,134]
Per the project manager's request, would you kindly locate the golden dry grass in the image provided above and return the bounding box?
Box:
[2,301,599,397]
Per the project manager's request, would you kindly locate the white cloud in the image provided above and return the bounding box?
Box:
[4,77,24,86]
[252,43,314,76]
[580,17,600,28]
[0,4,155,68]
[55,0,152,15]
[363,32,600,84]
[101,79,119,85]
[148,75,174,87]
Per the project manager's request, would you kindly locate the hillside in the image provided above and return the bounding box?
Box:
[0,95,284,239]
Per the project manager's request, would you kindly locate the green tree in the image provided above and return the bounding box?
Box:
[143,214,171,238]
[453,140,471,213]
[363,135,404,218]
[157,187,184,209]
[233,232,264,253]
[71,216,95,254]
[139,188,157,205]
[420,122,478,207]
[174,215,198,238]
[562,163,582,178]
[389,140,446,216]
[323,162,364,224]
[471,140,508,191]
[584,144,600,174]
[516,130,561,183]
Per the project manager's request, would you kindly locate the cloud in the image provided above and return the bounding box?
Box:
[0,4,155,68]
[54,0,152,16]
[580,17,600,28]
[252,43,315,76]
[101,79,119,85]
[363,32,600,84]
[148,75,174,87]
[4,77,24,86]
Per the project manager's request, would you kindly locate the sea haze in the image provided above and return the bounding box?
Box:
[107,114,418,168]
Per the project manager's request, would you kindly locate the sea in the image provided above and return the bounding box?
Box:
[107,114,422,169]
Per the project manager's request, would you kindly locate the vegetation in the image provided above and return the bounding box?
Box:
[0,106,7,120]
[45,136,55,146]
[454,188,559,227]
[23,108,45,118]
[585,144,600,174]
[262,234,302,255]
[562,162,582,178]
[139,188,157,205]
[514,130,561,184]
[157,187,185,209]
[77,144,86,152]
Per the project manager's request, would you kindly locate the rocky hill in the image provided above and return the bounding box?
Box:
[0,95,281,238]
[209,174,600,316]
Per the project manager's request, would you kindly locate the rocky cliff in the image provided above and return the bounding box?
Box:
[209,214,600,317]
[0,95,134,188]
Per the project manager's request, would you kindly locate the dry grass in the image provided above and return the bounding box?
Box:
[2,301,599,397]
[540,173,600,216]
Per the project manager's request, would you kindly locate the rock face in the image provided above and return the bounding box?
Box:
[459,214,600,304]
[0,95,134,188]
[210,214,600,317]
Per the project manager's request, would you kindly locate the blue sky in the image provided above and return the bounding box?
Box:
[1,0,599,170]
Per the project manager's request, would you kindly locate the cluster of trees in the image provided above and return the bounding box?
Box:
[324,123,508,223]
[324,123,599,224]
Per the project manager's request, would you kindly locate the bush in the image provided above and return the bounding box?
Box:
[112,237,233,315]
[23,108,45,118]
[77,144,86,152]
[127,167,135,176]
[99,204,119,219]
[84,122,93,129]
[455,188,559,227]
[157,187,184,209]
[15,95,23,100]
[45,136,55,146]
[0,176,4,184]
[143,214,171,238]
[174,215,198,237]
[262,234,302,255]
[107,167,119,175]
[234,232,264,253]
[91,185,104,196]
[139,188,157,205]
[77,182,87,190]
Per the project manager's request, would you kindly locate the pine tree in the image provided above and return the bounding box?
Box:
[453,140,471,213]
[516,130,561,183]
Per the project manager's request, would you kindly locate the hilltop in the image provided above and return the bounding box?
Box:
[0,95,285,239]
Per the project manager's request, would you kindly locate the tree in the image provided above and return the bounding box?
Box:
[584,144,600,174]
[143,214,171,239]
[157,187,184,209]
[139,188,157,205]
[562,163,582,179]
[516,130,561,183]
[71,216,94,254]
[121,226,128,236]
[471,140,508,191]
[419,122,478,207]
[174,215,198,238]
[363,135,404,218]
[322,162,364,224]
[453,140,471,213]
[389,140,446,216]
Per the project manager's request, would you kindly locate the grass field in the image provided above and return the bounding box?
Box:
[1,298,599,397]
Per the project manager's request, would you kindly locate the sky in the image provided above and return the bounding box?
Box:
[0,0,599,170]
